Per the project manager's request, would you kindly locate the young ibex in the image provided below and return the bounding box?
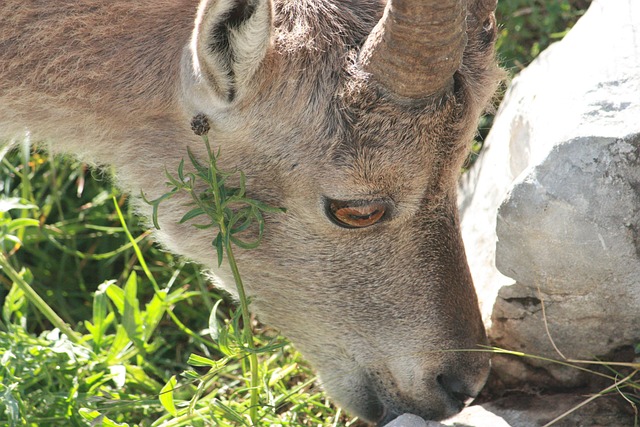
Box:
[0,0,500,424]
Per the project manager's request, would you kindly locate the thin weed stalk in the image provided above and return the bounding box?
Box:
[199,127,261,421]
[541,369,639,427]
[0,253,87,347]
[143,113,285,425]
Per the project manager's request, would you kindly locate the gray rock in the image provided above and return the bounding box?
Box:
[380,408,513,427]
[380,393,635,427]
[478,393,634,427]
[443,405,512,427]
[381,413,441,427]
[459,0,640,400]
[493,135,640,371]
[491,0,640,379]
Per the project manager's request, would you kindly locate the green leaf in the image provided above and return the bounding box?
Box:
[140,188,177,230]
[191,221,215,230]
[85,372,106,387]
[268,363,298,387]
[105,282,125,314]
[245,340,288,354]
[164,165,185,188]
[79,408,130,427]
[142,290,167,342]
[3,283,26,321]
[187,353,229,369]
[2,386,20,426]
[177,158,186,181]
[122,272,143,346]
[213,400,248,425]
[237,171,247,198]
[187,146,209,178]
[92,280,114,348]
[208,299,224,341]
[0,197,38,212]
[182,369,200,379]
[228,211,252,234]
[7,218,40,231]
[230,235,261,250]
[187,353,221,367]
[213,233,224,267]
[0,234,21,247]
[179,207,206,224]
[125,365,163,391]
[216,323,234,357]
[159,375,179,416]
[244,198,287,214]
[106,325,132,363]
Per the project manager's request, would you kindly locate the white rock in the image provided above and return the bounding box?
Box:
[381,413,441,427]
[443,405,512,427]
[460,0,640,385]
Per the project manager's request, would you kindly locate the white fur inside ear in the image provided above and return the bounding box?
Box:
[228,0,272,91]
[186,0,272,105]
[180,45,229,118]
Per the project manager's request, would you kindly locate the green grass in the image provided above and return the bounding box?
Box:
[1,2,601,426]
[0,144,359,426]
[496,0,591,72]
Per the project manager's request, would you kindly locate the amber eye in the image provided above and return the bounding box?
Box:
[326,199,388,229]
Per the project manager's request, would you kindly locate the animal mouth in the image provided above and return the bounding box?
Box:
[436,373,476,410]
[371,372,479,426]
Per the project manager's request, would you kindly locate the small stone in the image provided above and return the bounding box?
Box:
[381,413,437,427]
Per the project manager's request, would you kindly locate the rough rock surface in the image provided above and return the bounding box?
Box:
[462,0,639,376]
[476,393,634,427]
[382,413,432,427]
[382,394,636,427]
[382,408,513,427]
[457,0,640,424]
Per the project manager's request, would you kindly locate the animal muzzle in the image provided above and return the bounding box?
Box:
[372,350,491,425]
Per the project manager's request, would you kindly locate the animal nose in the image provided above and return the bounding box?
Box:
[436,373,477,410]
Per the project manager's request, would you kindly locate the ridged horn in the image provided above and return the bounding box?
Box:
[359,0,467,100]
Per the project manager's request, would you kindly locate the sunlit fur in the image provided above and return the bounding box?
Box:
[0,0,501,423]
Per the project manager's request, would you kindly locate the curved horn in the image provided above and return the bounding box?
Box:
[359,0,467,100]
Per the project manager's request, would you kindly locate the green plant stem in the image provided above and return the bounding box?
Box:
[18,138,32,246]
[112,198,161,293]
[203,133,260,424]
[0,253,88,348]
[225,241,260,424]
[485,346,636,383]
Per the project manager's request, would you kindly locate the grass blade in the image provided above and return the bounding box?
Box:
[160,375,179,417]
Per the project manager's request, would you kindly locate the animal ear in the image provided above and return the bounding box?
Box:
[192,0,272,104]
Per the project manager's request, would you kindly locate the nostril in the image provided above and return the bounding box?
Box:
[436,374,475,409]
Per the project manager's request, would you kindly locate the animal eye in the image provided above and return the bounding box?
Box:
[326,199,387,229]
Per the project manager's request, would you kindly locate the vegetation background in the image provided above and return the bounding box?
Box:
[0,1,595,426]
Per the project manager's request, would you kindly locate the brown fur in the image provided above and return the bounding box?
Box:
[0,0,501,424]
